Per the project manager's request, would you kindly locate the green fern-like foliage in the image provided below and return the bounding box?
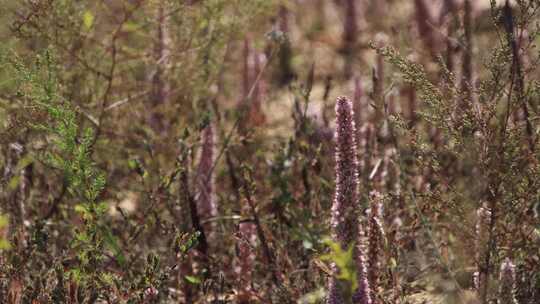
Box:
[2,48,118,293]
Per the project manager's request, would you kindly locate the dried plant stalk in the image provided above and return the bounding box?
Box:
[148,2,170,134]
[197,123,216,240]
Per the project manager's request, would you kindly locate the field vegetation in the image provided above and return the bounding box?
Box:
[0,0,539,303]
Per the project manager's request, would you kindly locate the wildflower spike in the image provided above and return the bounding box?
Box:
[328,96,371,304]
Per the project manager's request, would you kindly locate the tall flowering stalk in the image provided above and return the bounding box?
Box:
[499,258,518,304]
[331,96,359,248]
[367,190,384,304]
[328,96,371,304]
[353,224,372,304]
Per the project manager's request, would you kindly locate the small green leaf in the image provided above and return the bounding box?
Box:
[390,257,397,269]
[184,275,202,285]
[96,202,109,215]
[8,175,20,191]
[74,204,87,214]
[102,226,126,267]
[83,11,94,30]
[75,231,89,243]
[122,21,139,32]
[16,155,33,171]
[0,215,8,227]
[320,238,358,291]
[0,239,11,250]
